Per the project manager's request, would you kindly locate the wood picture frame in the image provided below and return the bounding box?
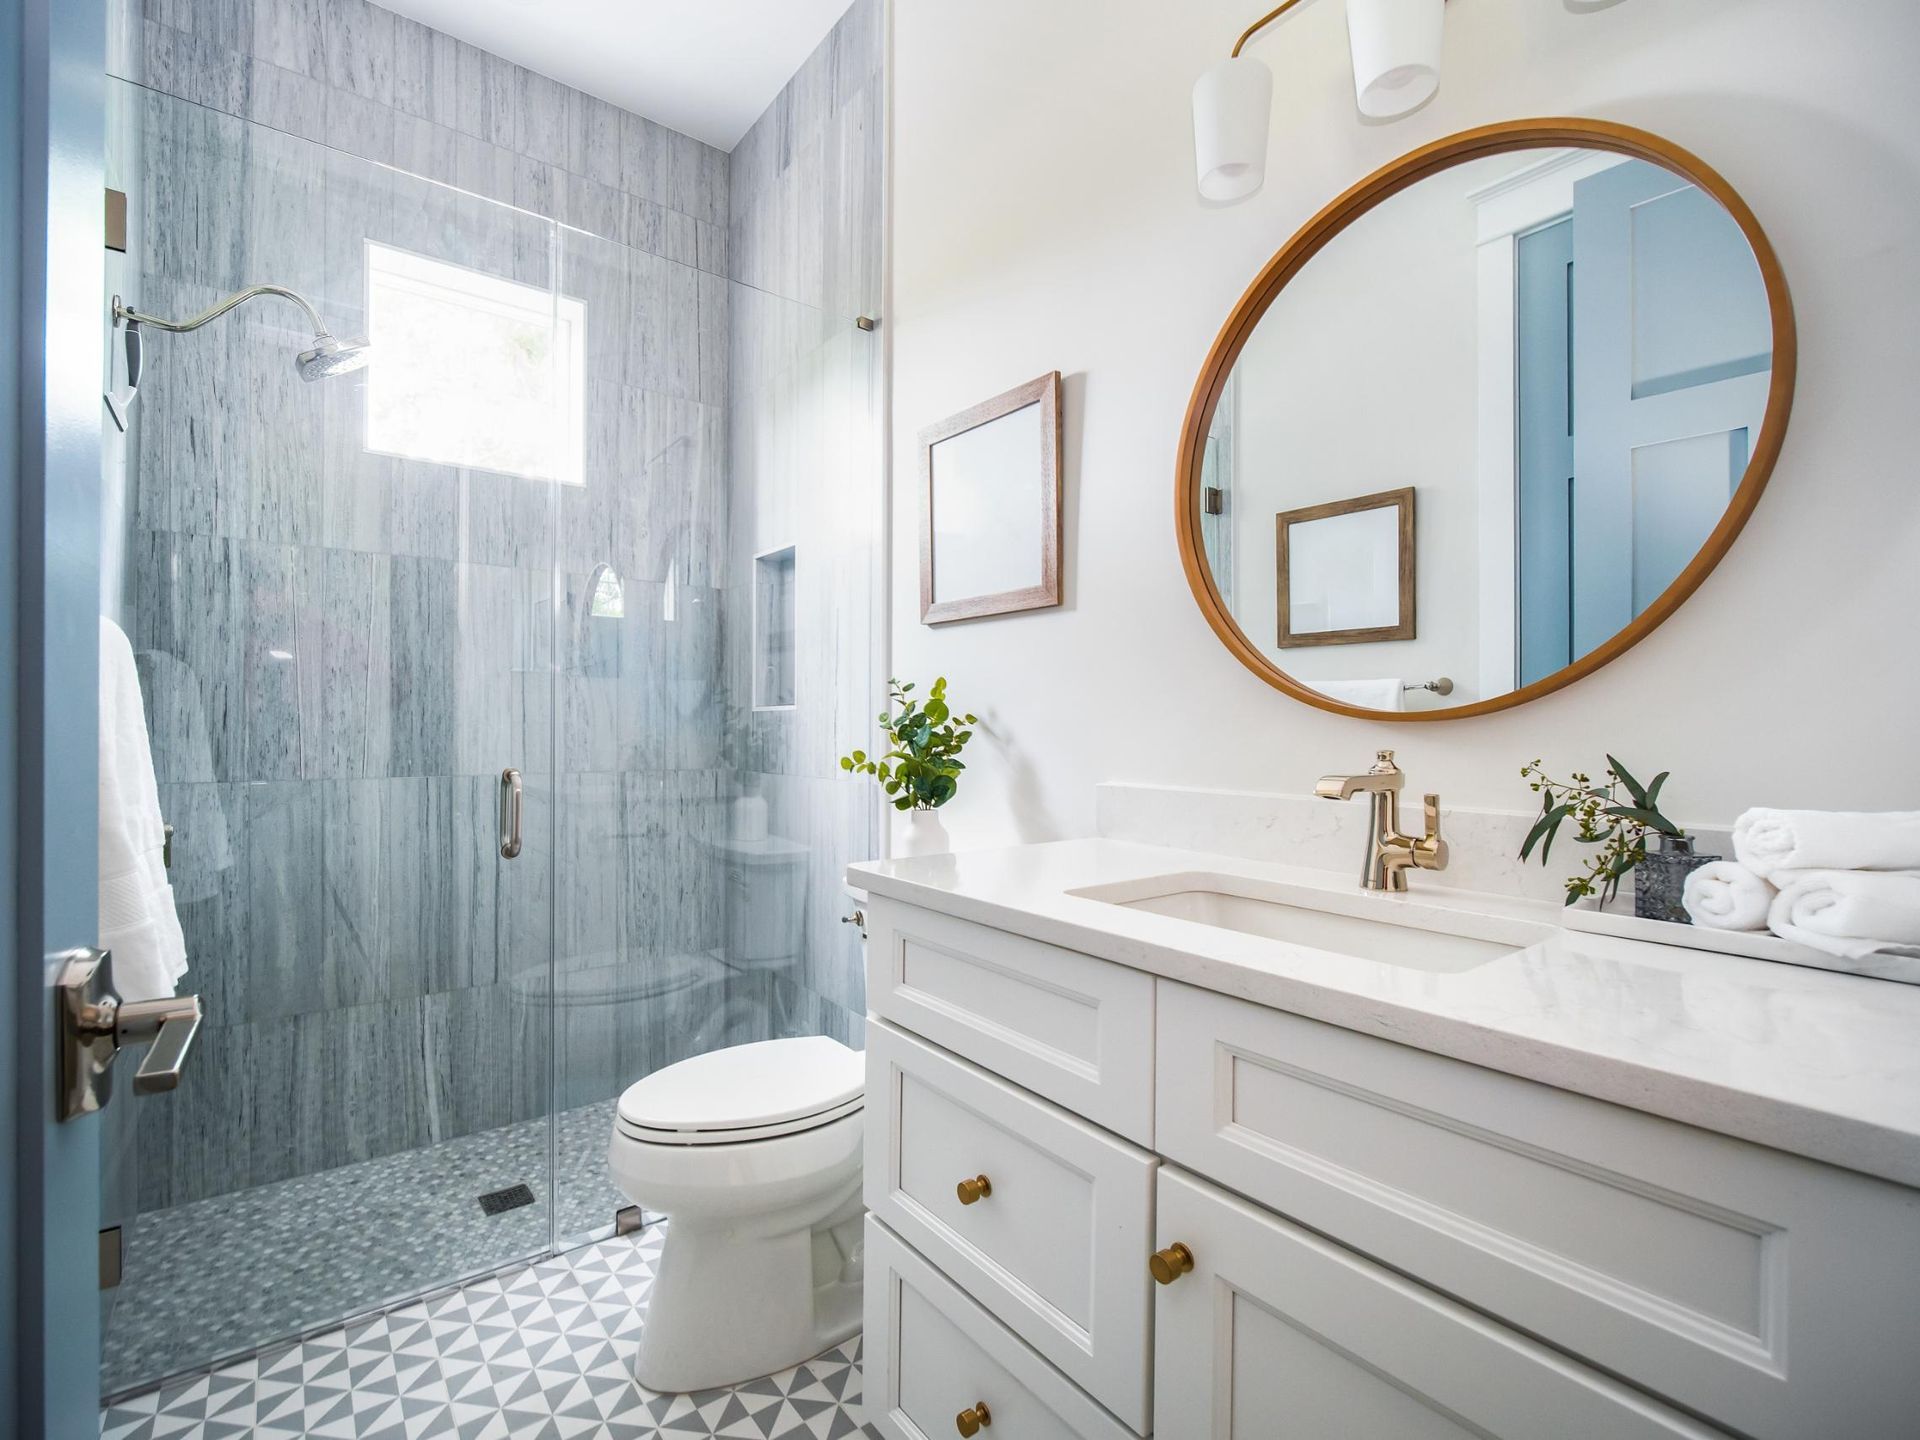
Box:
[1276,486,1415,647]
[919,371,1063,624]
[1172,117,1795,721]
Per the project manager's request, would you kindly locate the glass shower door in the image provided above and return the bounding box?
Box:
[99,78,565,1396]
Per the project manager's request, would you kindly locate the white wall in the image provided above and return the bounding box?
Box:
[888,0,1920,852]
[1229,158,1487,705]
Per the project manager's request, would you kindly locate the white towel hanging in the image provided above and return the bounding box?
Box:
[99,615,188,1001]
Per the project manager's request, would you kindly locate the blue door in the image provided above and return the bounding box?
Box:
[5,2,107,1437]
[1515,218,1575,688]
[1568,158,1772,655]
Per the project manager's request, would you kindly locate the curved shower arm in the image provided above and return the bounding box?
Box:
[114,283,331,338]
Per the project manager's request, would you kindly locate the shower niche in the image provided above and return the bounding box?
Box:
[754,545,798,710]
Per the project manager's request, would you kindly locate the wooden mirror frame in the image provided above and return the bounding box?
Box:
[1174,117,1796,722]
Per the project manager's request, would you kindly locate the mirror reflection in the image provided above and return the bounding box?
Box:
[1199,146,1776,712]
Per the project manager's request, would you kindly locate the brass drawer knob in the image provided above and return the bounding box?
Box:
[1149,1242,1195,1285]
[956,1174,993,1205]
[956,1400,992,1435]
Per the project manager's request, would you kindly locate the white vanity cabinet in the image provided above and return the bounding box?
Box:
[864,1218,1137,1440]
[1154,980,1920,1440]
[861,894,1920,1440]
[862,899,1155,1143]
[1152,1167,1724,1440]
[864,1021,1156,1428]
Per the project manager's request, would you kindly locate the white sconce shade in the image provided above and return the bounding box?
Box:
[1346,0,1445,119]
[1193,56,1274,202]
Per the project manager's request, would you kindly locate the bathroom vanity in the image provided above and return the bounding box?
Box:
[852,840,1920,1440]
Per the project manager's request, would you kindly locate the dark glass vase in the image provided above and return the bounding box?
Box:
[1633,834,1719,924]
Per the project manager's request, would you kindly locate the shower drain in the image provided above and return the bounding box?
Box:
[477,1182,536,1216]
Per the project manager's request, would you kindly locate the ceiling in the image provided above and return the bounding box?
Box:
[376,0,855,151]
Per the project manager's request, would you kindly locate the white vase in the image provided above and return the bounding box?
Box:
[897,808,951,859]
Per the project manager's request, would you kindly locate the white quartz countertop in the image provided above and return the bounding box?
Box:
[849,839,1920,1190]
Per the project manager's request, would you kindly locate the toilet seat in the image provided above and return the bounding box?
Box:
[615,1035,864,1146]
[615,1095,864,1146]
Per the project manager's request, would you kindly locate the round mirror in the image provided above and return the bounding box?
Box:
[1177,119,1794,719]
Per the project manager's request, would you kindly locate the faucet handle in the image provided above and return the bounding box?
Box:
[1419,792,1449,869]
[1371,749,1399,773]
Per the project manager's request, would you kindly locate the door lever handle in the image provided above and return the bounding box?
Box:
[56,949,202,1120]
[116,995,203,1094]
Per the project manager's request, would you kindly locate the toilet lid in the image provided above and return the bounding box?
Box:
[616,1036,864,1139]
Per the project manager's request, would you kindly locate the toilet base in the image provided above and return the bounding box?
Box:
[636,1183,864,1393]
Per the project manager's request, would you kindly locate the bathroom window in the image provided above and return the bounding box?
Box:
[364,242,586,485]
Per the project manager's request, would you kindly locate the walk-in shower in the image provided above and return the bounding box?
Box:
[97,0,882,1398]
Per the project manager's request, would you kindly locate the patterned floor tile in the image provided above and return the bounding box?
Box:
[102,1229,879,1440]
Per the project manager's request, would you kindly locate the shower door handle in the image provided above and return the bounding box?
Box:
[499,767,523,860]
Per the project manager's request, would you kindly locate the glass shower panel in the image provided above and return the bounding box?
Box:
[727,285,882,1060]
[547,220,746,1243]
[545,259,883,1238]
[713,0,886,1104]
[100,78,563,1396]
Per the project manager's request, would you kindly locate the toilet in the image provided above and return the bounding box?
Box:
[607,1035,866,1392]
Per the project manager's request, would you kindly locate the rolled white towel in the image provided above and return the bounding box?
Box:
[1766,869,1920,961]
[1733,808,1920,879]
[1682,861,1775,931]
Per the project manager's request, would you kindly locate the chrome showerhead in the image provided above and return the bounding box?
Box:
[295,334,371,381]
[112,285,372,392]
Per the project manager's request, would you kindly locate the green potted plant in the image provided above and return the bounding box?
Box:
[841,677,977,857]
[1518,756,1718,920]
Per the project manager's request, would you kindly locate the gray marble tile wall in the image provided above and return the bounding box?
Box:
[108,0,730,276]
[728,0,884,321]
[108,5,739,1213]
[723,0,886,1054]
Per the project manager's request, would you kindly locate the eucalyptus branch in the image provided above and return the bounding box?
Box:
[1517,755,1684,907]
[840,677,977,812]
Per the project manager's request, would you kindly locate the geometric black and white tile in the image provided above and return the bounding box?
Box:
[100,1226,880,1439]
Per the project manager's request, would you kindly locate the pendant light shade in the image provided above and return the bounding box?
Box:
[1345,0,1445,119]
[1192,56,1274,202]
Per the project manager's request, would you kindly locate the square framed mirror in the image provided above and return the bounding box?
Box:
[1276,486,1415,647]
[919,371,1062,624]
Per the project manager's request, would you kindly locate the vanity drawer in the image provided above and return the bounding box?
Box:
[864,1217,1136,1440]
[1156,980,1920,1440]
[864,897,1154,1144]
[1154,1166,1728,1440]
[865,1021,1155,1432]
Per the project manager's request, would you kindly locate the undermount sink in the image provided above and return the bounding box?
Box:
[1069,873,1549,974]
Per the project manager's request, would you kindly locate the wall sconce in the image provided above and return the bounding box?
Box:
[1193,0,1449,202]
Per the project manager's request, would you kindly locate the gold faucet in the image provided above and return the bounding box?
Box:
[1314,749,1448,892]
